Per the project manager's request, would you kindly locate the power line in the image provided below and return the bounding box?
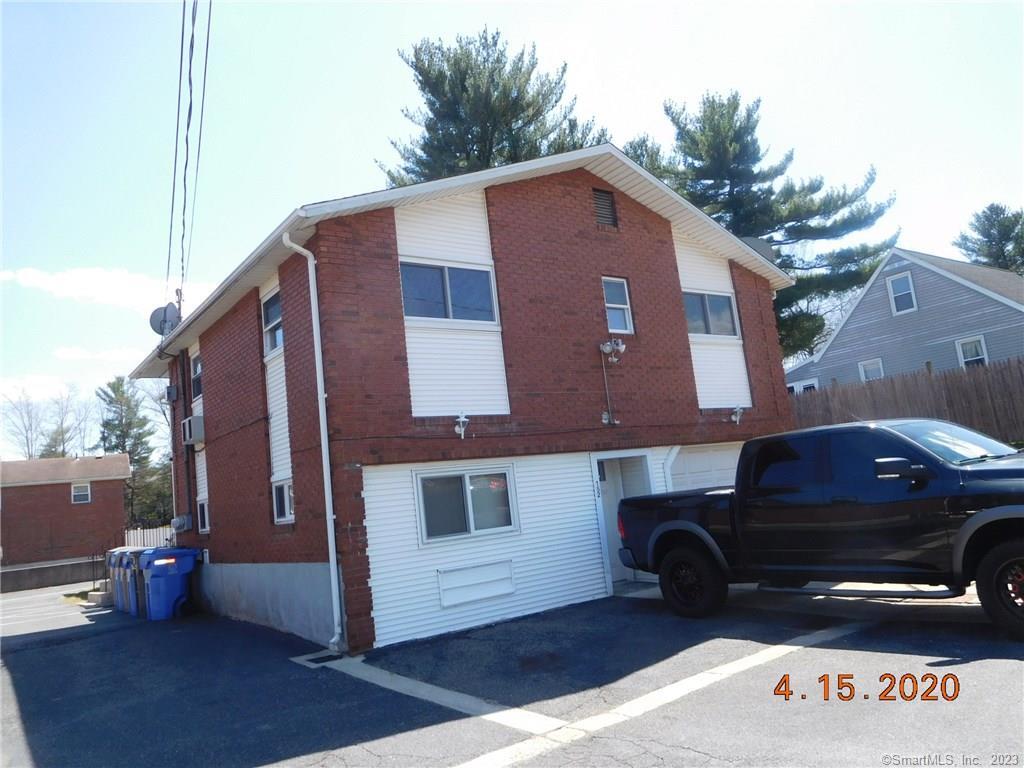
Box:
[184,0,213,287]
[179,0,199,309]
[163,0,188,306]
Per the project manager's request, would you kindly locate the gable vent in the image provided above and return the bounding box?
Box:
[592,188,618,227]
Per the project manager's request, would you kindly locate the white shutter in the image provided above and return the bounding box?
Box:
[265,353,292,482]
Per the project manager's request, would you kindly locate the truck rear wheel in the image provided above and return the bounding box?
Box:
[658,546,728,618]
[976,538,1024,641]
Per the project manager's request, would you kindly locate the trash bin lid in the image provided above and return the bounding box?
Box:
[139,547,200,571]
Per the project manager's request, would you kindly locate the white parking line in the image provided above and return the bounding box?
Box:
[312,655,569,736]
[452,621,871,768]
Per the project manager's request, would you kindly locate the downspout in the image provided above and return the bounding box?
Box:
[282,232,344,651]
[663,445,681,493]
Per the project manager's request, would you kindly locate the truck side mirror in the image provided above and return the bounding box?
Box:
[874,457,931,480]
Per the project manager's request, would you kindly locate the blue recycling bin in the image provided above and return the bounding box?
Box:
[139,548,200,621]
[121,548,147,617]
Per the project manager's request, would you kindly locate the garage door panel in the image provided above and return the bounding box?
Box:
[671,443,742,491]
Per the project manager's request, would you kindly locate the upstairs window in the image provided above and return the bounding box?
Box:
[262,292,284,354]
[593,189,618,227]
[191,355,203,399]
[886,272,917,315]
[71,483,91,504]
[684,292,738,336]
[400,263,495,322]
[602,277,634,334]
[956,336,988,368]
[858,358,884,382]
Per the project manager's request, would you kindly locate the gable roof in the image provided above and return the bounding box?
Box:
[132,144,792,379]
[785,246,1024,375]
[0,454,131,488]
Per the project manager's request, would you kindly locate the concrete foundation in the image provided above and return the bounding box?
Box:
[196,562,339,646]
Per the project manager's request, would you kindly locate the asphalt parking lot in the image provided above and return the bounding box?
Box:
[2,581,1022,767]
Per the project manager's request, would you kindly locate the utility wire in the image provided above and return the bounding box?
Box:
[163,0,188,308]
[179,0,199,310]
[184,0,213,287]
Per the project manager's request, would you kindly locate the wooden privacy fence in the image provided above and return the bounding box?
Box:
[790,357,1024,443]
[124,525,175,548]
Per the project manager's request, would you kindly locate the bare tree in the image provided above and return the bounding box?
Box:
[39,386,92,458]
[140,379,171,454]
[2,390,45,459]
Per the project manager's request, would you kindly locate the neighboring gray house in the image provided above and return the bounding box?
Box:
[786,247,1024,391]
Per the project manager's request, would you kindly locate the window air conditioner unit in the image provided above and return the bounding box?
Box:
[181,415,205,445]
[171,514,192,533]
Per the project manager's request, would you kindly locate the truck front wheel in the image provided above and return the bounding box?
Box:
[658,546,728,618]
[976,538,1024,641]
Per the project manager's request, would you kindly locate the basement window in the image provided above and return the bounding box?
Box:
[273,481,294,524]
[593,189,618,227]
[417,468,516,542]
[71,483,91,504]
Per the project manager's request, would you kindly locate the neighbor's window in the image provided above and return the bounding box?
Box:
[858,358,884,382]
[684,292,738,336]
[262,292,284,354]
[787,378,818,394]
[197,500,210,533]
[602,277,634,334]
[71,483,91,504]
[418,469,515,541]
[886,272,917,315]
[400,263,495,322]
[273,482,294,524]
[956,336,988,368]
[191,355,203,399]
[593,188,618,227]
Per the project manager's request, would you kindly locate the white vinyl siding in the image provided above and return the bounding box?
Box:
[265,353,292,483]
[673,229,735,294]
[689,338,753,409]
[394,191,493,265]
[363,452,608,647]
[195,448,209,532]
[670,443,742,491]
[673,228,752,409]
[395,191,511,417]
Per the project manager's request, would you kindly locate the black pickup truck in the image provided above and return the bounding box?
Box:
[617,419,1024,639]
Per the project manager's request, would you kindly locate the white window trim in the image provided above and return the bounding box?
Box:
[197,499,210,533]
[886,271,917,316]
[787,377,819,394]
[273,480,295,524]
[684,289,741,339]
[190,354,203,402]
[414,464,519,546]
[602,276,634,334]
[399,258,501,329]
[71,482,91,504]
[262,288,284,358]
[858,358,885,382]
[955,335,989,368]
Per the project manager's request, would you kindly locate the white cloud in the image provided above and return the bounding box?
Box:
[53,346,147,363]
[0,267,214,317]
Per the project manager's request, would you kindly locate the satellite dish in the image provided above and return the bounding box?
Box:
[149,303,181,336]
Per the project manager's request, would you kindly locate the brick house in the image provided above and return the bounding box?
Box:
[0,454,130,566]
[132,145,794,650]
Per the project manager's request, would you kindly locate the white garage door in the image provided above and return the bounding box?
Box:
[670,442,743,491]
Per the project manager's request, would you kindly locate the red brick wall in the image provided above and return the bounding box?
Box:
[1,479,125,565]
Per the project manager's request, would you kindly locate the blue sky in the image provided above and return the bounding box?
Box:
[2,0,1021,455]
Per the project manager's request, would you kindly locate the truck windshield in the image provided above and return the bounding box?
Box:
[887,421,1016,465]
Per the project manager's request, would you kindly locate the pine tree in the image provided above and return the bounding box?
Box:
[953,203,1024,274]
[625,92,896,357]
[95,376,155,524]
[383,29,607,186]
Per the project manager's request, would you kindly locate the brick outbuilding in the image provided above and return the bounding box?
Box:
[132,145,794,650]
[1,454,130,566]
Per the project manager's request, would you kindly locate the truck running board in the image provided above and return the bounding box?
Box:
[756,584,967,600]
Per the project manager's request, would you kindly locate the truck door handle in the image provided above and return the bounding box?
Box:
[831,496,858,504]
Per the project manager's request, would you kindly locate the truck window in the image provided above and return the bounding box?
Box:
[751,436,821,489]
[828,431,930,501]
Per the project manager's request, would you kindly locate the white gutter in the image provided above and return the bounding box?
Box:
[282,232,344,651]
